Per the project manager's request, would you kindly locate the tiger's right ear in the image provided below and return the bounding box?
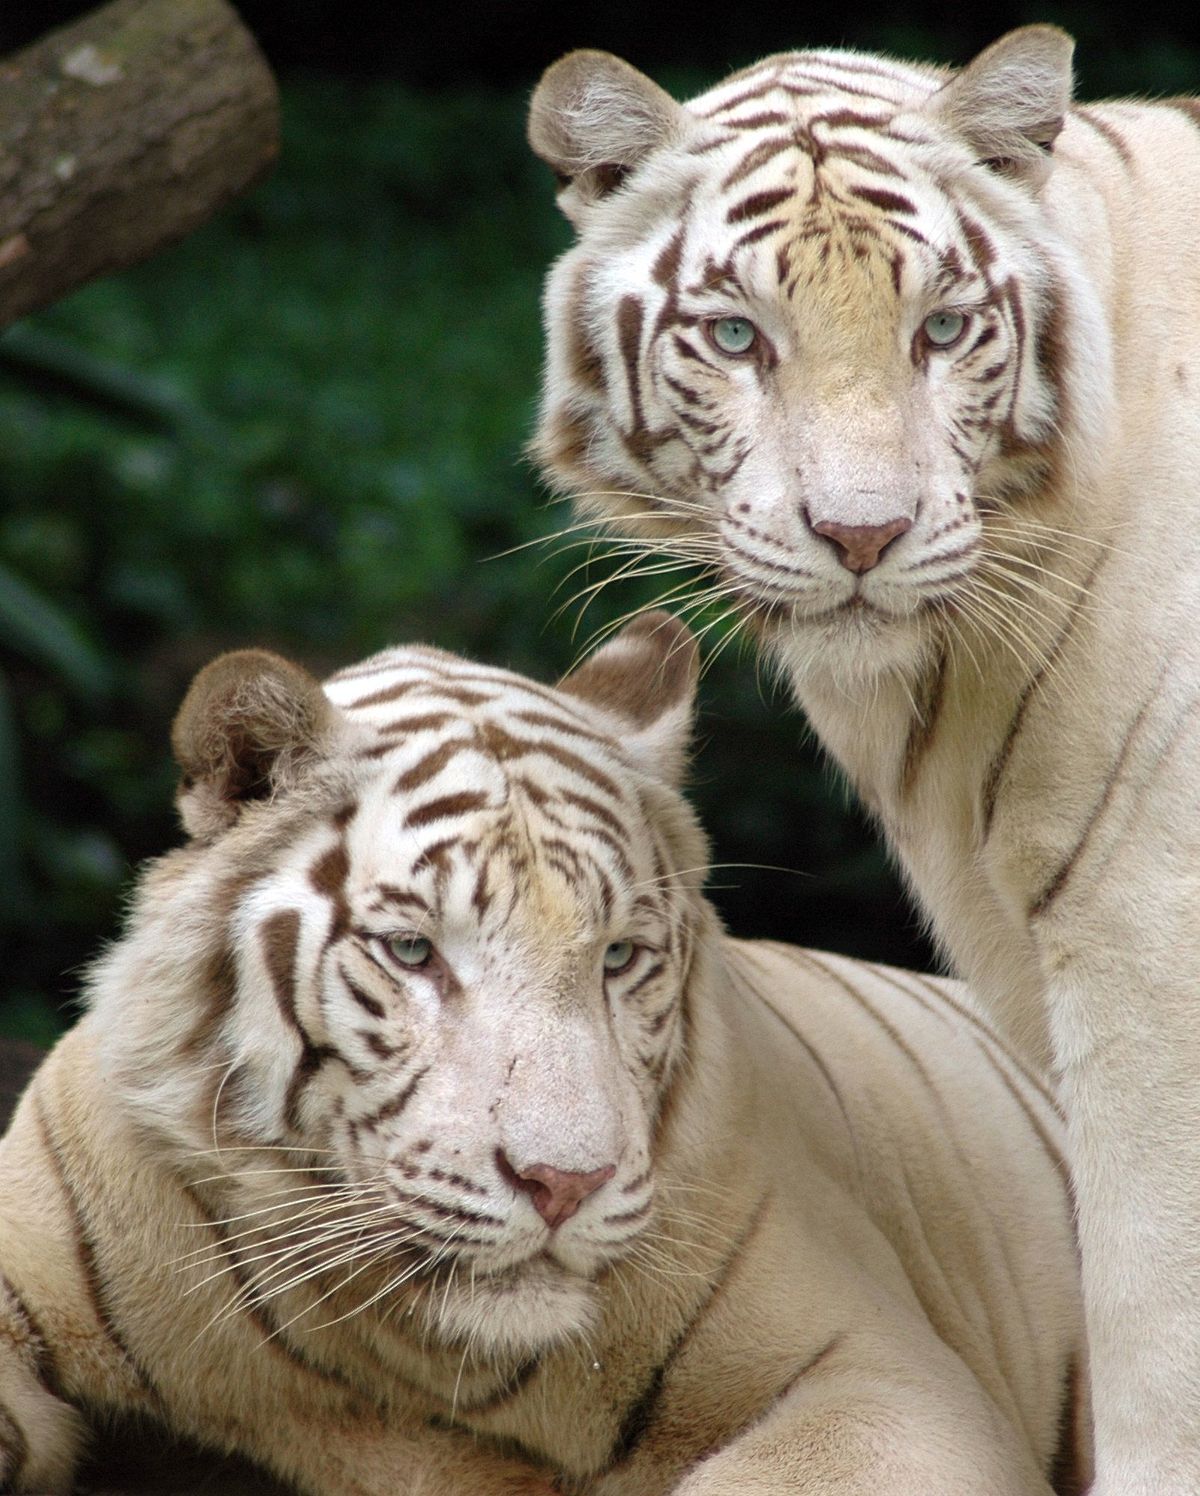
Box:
[171,650,338,840]
[528,51,685,221]
[557,612,699,787]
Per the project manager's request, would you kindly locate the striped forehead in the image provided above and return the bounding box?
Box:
[322,647,649,905]
[663,51,962,284]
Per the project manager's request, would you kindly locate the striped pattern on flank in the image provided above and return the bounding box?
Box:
[981,553,1107,837]
[602,1191,773,1472]
[32,1093,161,1407]
[0,1267,61,1398]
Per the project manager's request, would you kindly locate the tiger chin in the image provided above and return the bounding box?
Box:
[528,27,1200,1494]
[0,614,1086,1494]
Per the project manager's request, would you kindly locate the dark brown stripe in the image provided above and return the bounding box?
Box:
[404,790,487,830]
[721,134,795,189]
[809,106,888,132]
[616,294,648,430]
[343,679,429,710]
[393,740,468,796]
[784,948,943,1102]
[1072,107,1134,167]
[603,1192,773,1471]
[726,187,793,224]
[567,260,605,392]
[33,1096,160,1405]
[695,80,780,119]
[1048,1353,1089,1496]
[981,554,1105,836]
[355,1067,430,1133]
[1029,681,1179,920]
[735,952,862,1184]
[725,110,791,129]
[283,1042,336,1134]
[453,1353,543,1415]
[181,873,251,1058]
[556,786,628,838]
[899,643,948,797]
[771,1331,842,1403]
[0,1268,62,1398]
[260,910,303,1033]
[511,709,613,747]
[733,218,789,249]
[847,184,917,215]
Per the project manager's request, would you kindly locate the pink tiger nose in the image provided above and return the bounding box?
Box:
[811,516,912,573]
[497,1151,615,1229]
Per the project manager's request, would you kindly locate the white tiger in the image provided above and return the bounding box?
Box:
[0,615,1085,1494]
[527,26,1200,1494]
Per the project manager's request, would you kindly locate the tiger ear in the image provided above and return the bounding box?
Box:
[557,612,699,786]
[928,25,1074,183]
[171,650,339,839]
[528,50,685,221]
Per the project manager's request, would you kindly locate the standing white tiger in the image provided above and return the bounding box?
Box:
[0,616,1085,1494]
[528,26,1200,1494]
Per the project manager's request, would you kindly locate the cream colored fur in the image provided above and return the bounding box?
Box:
[0,620,1084,1494]
[529,27,1200,1494]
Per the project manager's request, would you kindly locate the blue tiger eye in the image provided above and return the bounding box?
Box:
[603,940,636,973]
[387,934,432,968]
[923,310,967,348]
[709,316,758,355]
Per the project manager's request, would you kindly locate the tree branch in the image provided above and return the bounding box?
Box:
[0,0,279,329]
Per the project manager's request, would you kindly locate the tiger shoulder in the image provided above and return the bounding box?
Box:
[0,615,1085,1494]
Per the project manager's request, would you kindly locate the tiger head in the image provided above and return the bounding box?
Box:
[94,615,709,1356]
[529,27,1112,684]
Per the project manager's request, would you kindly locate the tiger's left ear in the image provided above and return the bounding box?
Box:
[529,50,686,222]
[927,25,1074,183]
[557,612,699,787]
[171,649,341,840]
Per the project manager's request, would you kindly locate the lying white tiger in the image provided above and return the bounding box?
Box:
[0,615,1084,1495]
[528,27,1200,1493]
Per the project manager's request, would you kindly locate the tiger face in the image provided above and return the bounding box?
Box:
[132,616,705,1357]
[530,29,1109,683]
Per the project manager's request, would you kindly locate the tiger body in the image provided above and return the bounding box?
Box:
[0,618,1083,1495]
[529,30,1200,1492]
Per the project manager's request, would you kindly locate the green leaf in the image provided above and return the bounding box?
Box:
[0,562,113,702]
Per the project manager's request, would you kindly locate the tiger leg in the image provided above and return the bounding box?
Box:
[1026,733,1200,1495]
[660,1330,1055,1496]
[0,1275,87,1495]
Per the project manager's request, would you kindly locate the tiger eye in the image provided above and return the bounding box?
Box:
[603,940,636,974]
[708,316,758,356]
[387,934,433,968]
[923,310,967,348]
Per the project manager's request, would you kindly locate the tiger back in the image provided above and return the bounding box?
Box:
[0,615,1084,1495]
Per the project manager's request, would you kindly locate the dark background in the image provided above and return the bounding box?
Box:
[2,2,1197,1044]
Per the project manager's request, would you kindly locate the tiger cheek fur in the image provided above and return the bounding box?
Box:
[531,25,1200,1496]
